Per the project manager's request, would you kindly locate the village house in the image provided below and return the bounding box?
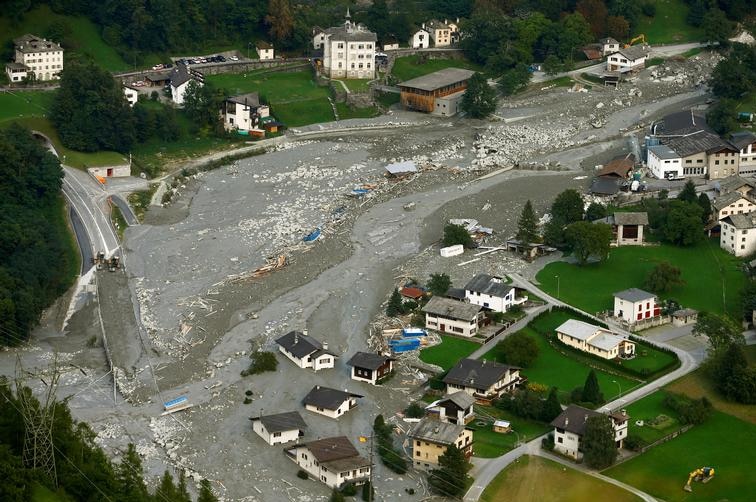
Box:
[425,20,452,47]
[730,132,756,175]
[6,34,63,82]
[221,92,270,133]
[597,155,635,179]
[302,385,362,419]
[425,391,476,425]
[256,41,274,60]
[665,131,740,180]
[170,63,203,105]
[592,212,648,246]
[422,296,485,338]
[275,330,336,371]
[443,358,522,402]
[647,144,685,179]
[312,27,327,49]
[346,352,395,385]
[551,405,629,460]
[464,274,522,313]
[446,18,461,43]
[712,191,756,221]
[398,67,476,116]
[720,213,756,256]
[319,10,376,79]
[409,27,430,48]
[408,417,474,470]
[250,411,307,446]
[606,45,649,73]
[285,436,370,488]
[613,288,660,324]
[599,37,620,56]
[123,85,139,107]
[555,319,636,360]
[717,175,756,197]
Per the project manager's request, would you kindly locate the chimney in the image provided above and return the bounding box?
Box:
[564,417,569,425]
[303,329,309,337]
[316,385,320,390]
[294,332,299,344]
[434,427,440,434]
[584,414,589,422]
[444,19,448,25]
[323,341,329,351]
[621,409,627,416]
[422,22,426,30]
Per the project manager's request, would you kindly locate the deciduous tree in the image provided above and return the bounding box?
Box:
[693,312,744,352]
[606,15,630,41]
[644,262,685,293]
[565,221,612,265]
[427,273,452,297]
[461,72,497,118]
[585,202,607,221]
[265,0,294,42]
[496,331,539,367]
[498,64,531,96]
[443,223,474,248]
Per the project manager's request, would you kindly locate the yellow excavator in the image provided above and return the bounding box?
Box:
[624,34,647,48]
[684,467,714,492]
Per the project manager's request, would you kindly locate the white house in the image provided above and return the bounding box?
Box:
[312,27,327,50]
[422,296,485,338]
[8,34,63,81]
[170,63,203,105]
[410,28,430,48]
[250,411,307,446]
[256,41,274,60]
[285,436,370,488]
[606,46,649,73]
[221,92,270,132]
[712,191,756,221]
[275,331,336,371]
[555,319,635,360]
[720,213,756,257]
[123,85,139,107]
[613,288,660,324]
[346,352,395,385]
[443,358,522,402]
[599,37,620,56]
[302,385,362,419]
[425,20,452,47]
[592,212,648,246]
[319,9,376,79]
[551,405,629,460]
[425,391,476,425]
[409,418,474,470]
[464,274,523,313]
[730,131,756,175]
[647,144,683,179]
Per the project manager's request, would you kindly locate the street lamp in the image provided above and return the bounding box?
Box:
[612,379,622,400]
[555,275,560,299]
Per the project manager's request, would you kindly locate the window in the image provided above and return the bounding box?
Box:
[273,432,281,437]
[557,437,563,444]
[338,43,344,48]
[415,450,421,456]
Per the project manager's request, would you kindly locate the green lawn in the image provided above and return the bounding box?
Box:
[470,406,551,458]
[536,240,745,318]
[0,5,129,72]
[335,79,373,92]
[419,335,480,370]
[606,411,756,502]
[635,0,704,44]
[0,90,54,122]
[481,455,642,502]
[391,55,484,82]
[622,390,683,444]
[336,103,381,120]
[620,342,679,375]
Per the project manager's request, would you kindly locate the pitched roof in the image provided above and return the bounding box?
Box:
[302,386,363,410]
[648,144,679,160]
[408,417,466,445]
[729,131,756,150]
[398,68,476,92]
[14,34,62,53]
[613,212,648,226]
[422,296,482,321]
[667,131,733,157]
[438,391,476,410]
[658,110,710,136]
[590,176,622,195]
[614,288,655,302]
[302,436,364,463]
[614,45,649,61]
[446,287,466,301]
[275,331,332,359]
[426,19,450,30]
[400,286,425,299]
[443,358,518,391]
[722,213,756,230]
[550,405,603,436]
[250,411,307,433]
[600,37,619,45]
[323,25,377,42]
[718,175,756,193]
[597,156,634,178]
[556,319,603,341]
[712,191,751,211]
[346,352,394,370]
[256,41,273,50]
[464,274,513,298]
[170,63,202,87]
[227,92,261,107]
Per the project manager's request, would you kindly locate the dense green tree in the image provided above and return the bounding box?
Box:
[697,193,712,223]
[366,0,391,42]
[198,479,219,502]
[581,370,604,404]
[559,12,593,62]
[429,445,471,498]
[741,281,756,323]
[702,8,734,44]
[565,221,612,265]
[374,414,407,474]
[386,288,403,317]
[177,471,192,502]
[585,202,607,221]
[707,99,739,135]
[498,64,531,96]
[608,0,642,31]
[495,331,539,367]
[117,443,150,501]
[687,0,707,27]
[427,273,452,297]
[461,73,497,118]
[543,54,563,76]
[516,200,540,243]
[361,480,374,501]
[0,445,29,502]
[265,0,294,42]
[605,15,630,41]
[541,387,563,422]
[663,393,713,424]
[576,0,608,37]
[155,471,178,502]
[693,312,744,352]
[443,223,474,248]
[661,201,704,246]
[582,415,618,468]
[551,189,585,224]
[182,81,224,133]
[644,262,685,293]
[712,343,756,404]
[709,44,756,100]
[677,179,698,203]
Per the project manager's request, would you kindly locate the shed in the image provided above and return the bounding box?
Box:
[385,161,417,177]
[493,420,511,433]
[672,308,698,326]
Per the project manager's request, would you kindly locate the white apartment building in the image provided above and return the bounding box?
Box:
[422,296,484,338]
[8,34,63,81]
[600,37,620,56]
[464,274,522,313]
[731,132,756,175]
[713,192,756,221]
[425,20,452,47]
[613,288,660,324]
[285,437,370,488]
[123,85,139,107]
[551,405,629,460]
[320,10,376,79]
[720,213,756,257]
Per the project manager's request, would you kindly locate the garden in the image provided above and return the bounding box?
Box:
[390,55,484,82]
[468,406,550,458]
[418,335,479,371]
[621,390,684,445]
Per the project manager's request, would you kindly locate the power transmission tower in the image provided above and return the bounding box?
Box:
[15,354,60,487]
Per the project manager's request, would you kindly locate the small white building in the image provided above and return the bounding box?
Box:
[422,296,485,338]
[123,85,139,107]
[346,352,395,385]
[250,411,307,445]
[712,192,756,221]
[443,358,522,401]
[5,62,28,83]
[647,144,683,179]
[551,405,629,460]
[302,386,362,419]
[464,274,521,313]
[599,37,620,56]
[170,63,203,105]
[312,27,327,50]
[8,34,64,81]
[256,41,274,60]
[720,213,756,257]
[555,319,635,360]
[592,212,648,246]
[275,331,336,371]
[221,92,270,132]
[613,288,660,324]
[606,46,649,73]
[409,28,430,49]
[425,391,476,425]
[425,20,452,47]
[285,436,370,488]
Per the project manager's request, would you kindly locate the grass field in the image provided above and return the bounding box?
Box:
[635,0,704,44]
[391,55,483,82]
[606,411,756,502]
[481,455,642,502]
[0,90,54,121]
[535,240,745,318]
[336,103,381,120]
[0,5,128,72]
[623,391,683,444]
[419,335,480,370]
[335,79,373,92]
[471,406,551,458]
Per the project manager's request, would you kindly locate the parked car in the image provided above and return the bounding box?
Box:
[229,55,239,61]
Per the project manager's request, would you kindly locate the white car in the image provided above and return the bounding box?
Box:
[230,56,239,61]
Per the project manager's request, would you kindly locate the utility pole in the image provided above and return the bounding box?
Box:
[360,433,374,502]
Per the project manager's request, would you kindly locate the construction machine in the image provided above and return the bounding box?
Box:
[684,467,714,492]
[624,34,646,48]
[93,251,106,270]
[108,256,121,272]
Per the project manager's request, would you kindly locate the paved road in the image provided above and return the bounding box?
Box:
[111,195,139,226]
[463,273,700,502]
[468,303,551,359]
[69,206,93,273]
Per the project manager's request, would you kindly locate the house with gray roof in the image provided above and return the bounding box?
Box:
[666,131,739,180]
[398,68,477,116]
[275,331,336,371]
[250,411,307,445]
[170,63,204,105]
[606,45,649,73]
[285,436,370,488]
[551,405,629,460]
[302,385,363,419]
[408,417,473,469]
[422,296,485,337]
[592,212,648,246]
[651,110,710,138]
[318,9,376,79]
[464,274,523,313]
[346,352,395,385]
[443,358,522,401]
[221,92,271,133]
[712,190,756,221]
[720,212,756,257]
[613,288,659,325]
[425,391,476,425]
[556,319,635,360]
[7,34,63,82]
[729,131,756,175]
